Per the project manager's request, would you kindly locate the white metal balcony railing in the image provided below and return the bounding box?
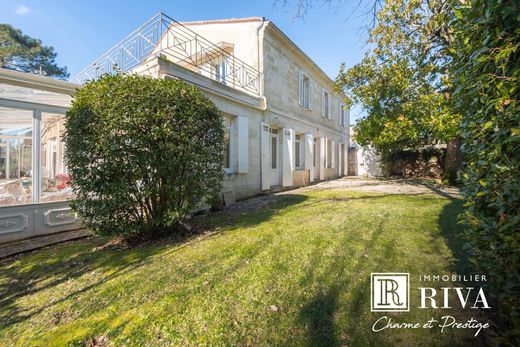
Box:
[72,12,262,96]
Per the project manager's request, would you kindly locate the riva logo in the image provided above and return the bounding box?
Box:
[371,273,410,312]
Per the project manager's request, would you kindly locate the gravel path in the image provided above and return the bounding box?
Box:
[222,177,461,214]
[292,177,462,198]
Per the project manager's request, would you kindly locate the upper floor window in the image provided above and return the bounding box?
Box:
[298,71,311,109]
[340,103,347,128]
[322,90,331,119]
[295,134,304,169]
[215,62,227,85]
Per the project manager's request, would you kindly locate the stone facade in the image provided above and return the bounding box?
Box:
[139,17,350,200]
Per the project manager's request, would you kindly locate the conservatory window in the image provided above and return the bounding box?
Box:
[41,113,71,203]
[0,108,33,206]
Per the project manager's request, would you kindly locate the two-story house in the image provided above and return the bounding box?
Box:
[0,13,350,244]
[75,13,350,200]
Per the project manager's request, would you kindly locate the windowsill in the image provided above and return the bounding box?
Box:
[295,168,305,171]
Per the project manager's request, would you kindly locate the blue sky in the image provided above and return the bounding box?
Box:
[1,0,372,120]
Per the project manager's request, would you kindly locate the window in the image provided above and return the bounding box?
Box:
[313,138,317,167]
[270,128,278,169]
[327,139,332,168]
[295,134,304,169]
[322,90,331,119]
[41,113,72,202]
[0,109,71,206]
[214,61,227,84]
[223,117,234,173]
[298,72,311,109]
[340,103,347,127]
[0,108,33,206]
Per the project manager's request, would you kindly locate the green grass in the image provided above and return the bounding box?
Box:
[0,190,487,346]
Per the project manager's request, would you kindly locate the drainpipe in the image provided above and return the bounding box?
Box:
[256,17,267,110]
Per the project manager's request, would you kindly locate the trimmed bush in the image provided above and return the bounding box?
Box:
[452,0,520,341]
[65,74,224,238]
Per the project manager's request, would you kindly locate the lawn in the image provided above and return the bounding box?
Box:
[0,189,488,346]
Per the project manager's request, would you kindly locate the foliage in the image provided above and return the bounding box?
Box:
[0,24,69,79]
[0,189,487,346]
[382,147,446,178]
[65,74,224,238]
[336,0,460,173]
[451,0,520,341]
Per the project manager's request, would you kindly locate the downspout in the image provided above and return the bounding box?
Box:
[256,17,267,110]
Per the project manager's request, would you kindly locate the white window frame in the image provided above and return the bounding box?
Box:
[322,89,331,119]
[214,61,227,85]
[0,98,67,204]
[298,71,311,110]
[294,134,304,170]
[223,116,235,174]
[339,103,346,128]
[326,138,332,168]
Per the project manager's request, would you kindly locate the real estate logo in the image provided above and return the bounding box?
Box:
[371,273,410,312]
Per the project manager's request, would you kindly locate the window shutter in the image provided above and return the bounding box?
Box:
[298,71,304,106]
[237,116,249,173]
[261,122,270,190]
[304,134,313,170]
[308,78,313,110]
[331,140,336,168]
[338,101,342,126]
[327,94,332,119]
[282,128,294,187]
[324,137,328,168]
[321,89,325,117]
[319,137,326,180]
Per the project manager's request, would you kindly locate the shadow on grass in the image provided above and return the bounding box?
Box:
[437,197,473,275]
[0,194,308,331]
[295,193,485,346]
[296,210,391,347]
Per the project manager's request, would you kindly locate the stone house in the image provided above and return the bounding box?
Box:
[0,13,349,243]
[122,14,350,199]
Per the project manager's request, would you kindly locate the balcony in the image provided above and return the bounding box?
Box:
[72,13,262,97]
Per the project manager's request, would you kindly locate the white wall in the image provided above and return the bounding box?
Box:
[356,146,383,177]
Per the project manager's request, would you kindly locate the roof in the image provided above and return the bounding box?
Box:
[0,68,79,95]
[179,17,265,26]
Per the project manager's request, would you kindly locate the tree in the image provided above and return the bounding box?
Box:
[335,0,461,181]
[451,0,520,341]
[0,24,69,79]
[65,74,224,238]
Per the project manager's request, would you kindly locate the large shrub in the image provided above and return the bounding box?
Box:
[451,0,520,341]
[65,74,224,238]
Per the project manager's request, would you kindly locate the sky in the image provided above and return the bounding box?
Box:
[0,0,373,120]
